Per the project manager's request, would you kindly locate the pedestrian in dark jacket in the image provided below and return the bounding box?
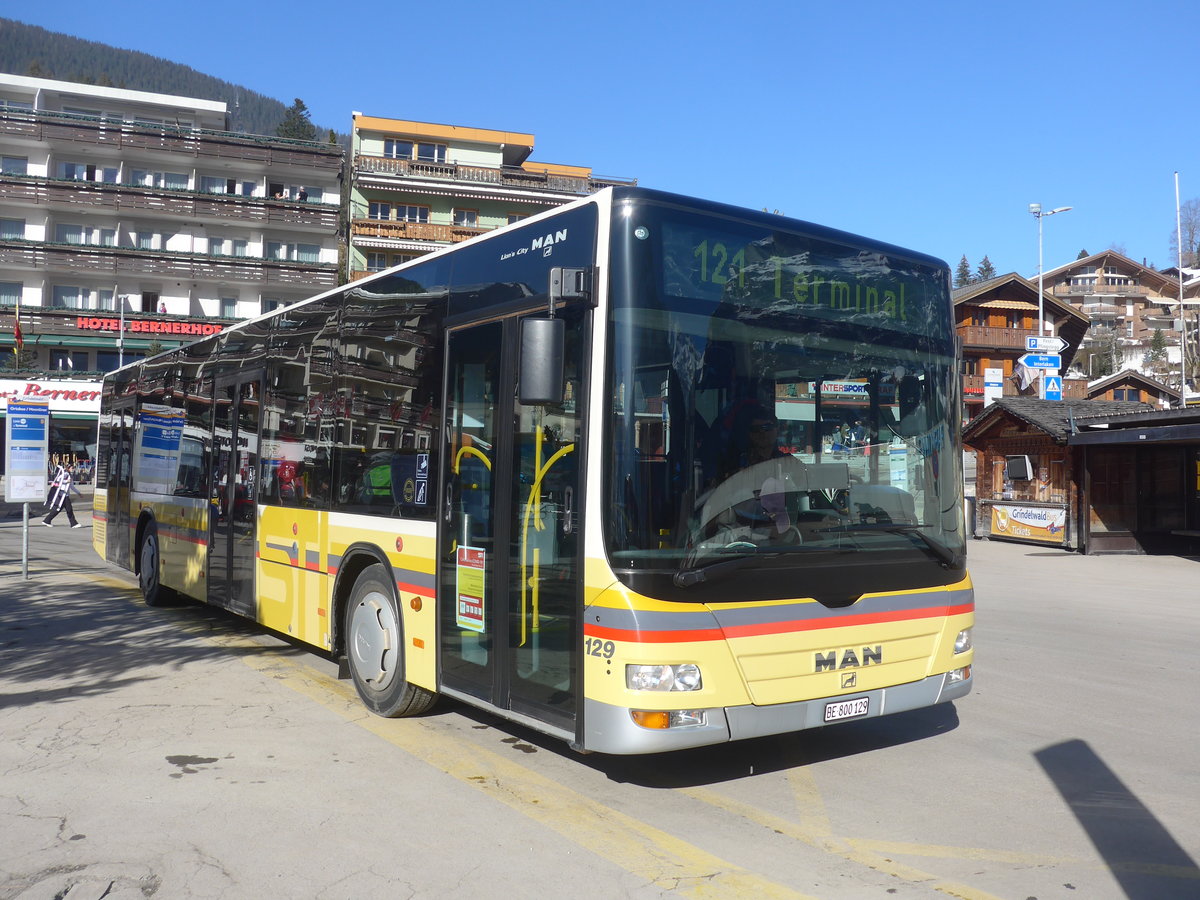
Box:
[43,463,82,528]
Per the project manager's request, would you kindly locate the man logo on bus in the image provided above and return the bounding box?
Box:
[531,228,568,257]
[499,228,568,262]
[815,646,883,672]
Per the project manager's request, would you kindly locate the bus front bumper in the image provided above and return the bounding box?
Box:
[578,668,972,755]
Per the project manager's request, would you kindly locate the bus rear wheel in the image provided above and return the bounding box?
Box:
[344,564,435,717]
[138,522,171,607]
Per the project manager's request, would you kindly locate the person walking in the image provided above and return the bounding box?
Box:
[43,462,82,528]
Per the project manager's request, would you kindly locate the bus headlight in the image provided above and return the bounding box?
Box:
[954,628,972,654]
[626,663,703,692]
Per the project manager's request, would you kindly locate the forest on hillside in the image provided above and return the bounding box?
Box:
[0,17,343,141]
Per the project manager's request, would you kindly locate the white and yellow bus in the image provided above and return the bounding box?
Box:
[93,187,973,754]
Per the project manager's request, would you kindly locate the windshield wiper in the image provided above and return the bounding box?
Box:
[819,523,960,568]
[673,544,846,588]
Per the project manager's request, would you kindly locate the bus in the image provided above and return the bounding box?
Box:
[92,187,973,754]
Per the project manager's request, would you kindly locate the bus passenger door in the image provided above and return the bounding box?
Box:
[104,402,134,569]
[209,376,261,617]
[439,310,585,734]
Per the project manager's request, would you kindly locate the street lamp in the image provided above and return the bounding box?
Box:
[1029,203,1072,398]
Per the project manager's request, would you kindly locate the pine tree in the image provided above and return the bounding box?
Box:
[976,256,996,281]
[1077,249,1090,260]
[955,255,972,288]
[276,98,318,142]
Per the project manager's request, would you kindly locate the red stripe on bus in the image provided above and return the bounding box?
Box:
[396,580,432,595]
[582,602,973,644]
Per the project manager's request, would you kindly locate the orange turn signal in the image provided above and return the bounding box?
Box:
[630,710,670,729]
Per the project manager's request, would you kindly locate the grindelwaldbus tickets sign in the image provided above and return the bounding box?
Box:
[990,503,1067,546]
[456,546,486,632]
[4,399,50,504]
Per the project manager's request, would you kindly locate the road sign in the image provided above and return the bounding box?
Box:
[1044,375,1063,401]
[1019,353,1062,369]
[1025,335,1068,354]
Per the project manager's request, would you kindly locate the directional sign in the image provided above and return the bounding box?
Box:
[1025,335,1069,354]
[1043,375,1063,401]
[1019,353,1062,369]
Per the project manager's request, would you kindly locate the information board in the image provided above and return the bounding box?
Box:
[4,399,50,504]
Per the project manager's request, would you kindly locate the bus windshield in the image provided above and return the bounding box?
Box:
[605,199,965,603]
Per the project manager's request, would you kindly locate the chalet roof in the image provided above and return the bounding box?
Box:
[1041,250,1180,294]
[951,271,1089,324]
[952,272,1089,370]
[962,397,1153,445]
[1086,368,1181,400]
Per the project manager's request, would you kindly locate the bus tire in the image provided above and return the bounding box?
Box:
[344,564,436,717]
[138,522,171,607]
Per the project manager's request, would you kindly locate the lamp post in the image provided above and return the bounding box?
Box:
[1176,172,1187,408]
[1029,203,1072,398]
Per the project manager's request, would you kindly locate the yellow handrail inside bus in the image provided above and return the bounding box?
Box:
[454,444,492,474]
[519,442,574,647]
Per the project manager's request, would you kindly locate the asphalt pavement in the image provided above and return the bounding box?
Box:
[2,489,1198,899]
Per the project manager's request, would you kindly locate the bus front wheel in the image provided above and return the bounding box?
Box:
[344,564,435,717]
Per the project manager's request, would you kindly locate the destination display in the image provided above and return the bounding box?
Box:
[659,218,953,341]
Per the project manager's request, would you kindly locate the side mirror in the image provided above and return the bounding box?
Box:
[519,317,565,405]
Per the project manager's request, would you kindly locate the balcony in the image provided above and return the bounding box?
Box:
[0,108,343,171]
[354,154,635,196]
[1053,282,1149,298]
[958,325,1038,350]
[350,218,488,244]
[0,174,340,230]
[0,239,338,288]
[1081,301,1121,319]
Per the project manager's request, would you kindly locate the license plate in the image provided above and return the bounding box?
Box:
[824,696,869,722]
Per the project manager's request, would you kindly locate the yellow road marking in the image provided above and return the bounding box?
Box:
[787,767,834,837]
[211,629,812,899]
[680,786,1009,900]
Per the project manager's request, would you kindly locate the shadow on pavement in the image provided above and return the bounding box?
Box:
[0,551,320,711]
[1036,739,1200,899]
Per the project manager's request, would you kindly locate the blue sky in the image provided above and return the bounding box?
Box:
[12,1,1200,277]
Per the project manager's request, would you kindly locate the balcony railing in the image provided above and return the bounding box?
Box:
[1053,282,1150,297]
[0,107,343,170]
[0,174,340,230]
[354,154,635,196]
[350,218,488,244]
[958,325,1039,349]
[0,240,338,287]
